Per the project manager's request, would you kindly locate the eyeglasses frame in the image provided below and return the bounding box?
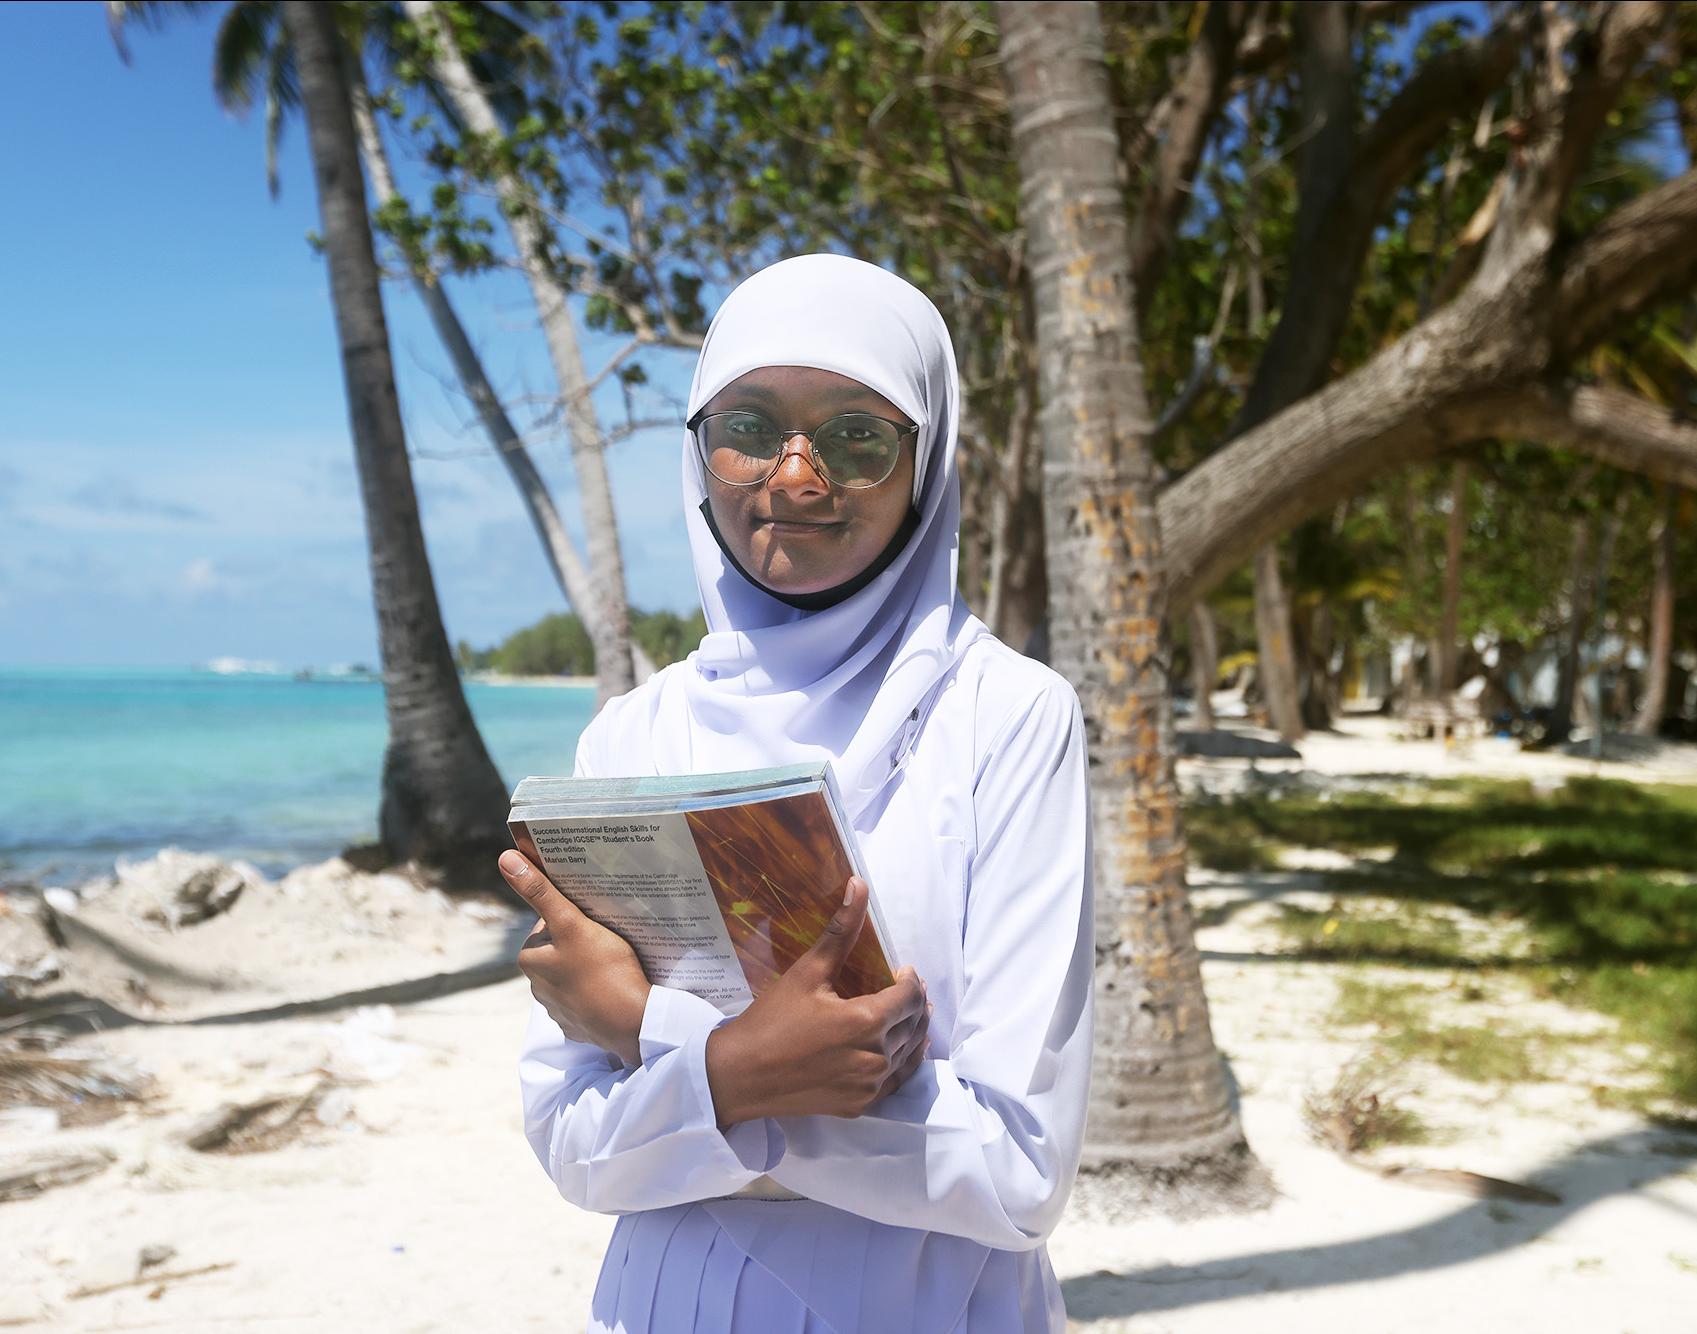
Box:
[689,410,920,490]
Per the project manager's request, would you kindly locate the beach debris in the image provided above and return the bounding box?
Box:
[0,1029,154,1126]
[69,1259,234,1301]
[1374,1163,1563,1205]
[324,1004,417,1082]
[0,1145,115,1203]
[1303,1058,1427,1155]
[112,849,258,929]
[1306,1058,1562,1205]
[0,1106,61,1135]
[1,951,63,1006]
[179,1077,334,1154]
[42,887,81,917]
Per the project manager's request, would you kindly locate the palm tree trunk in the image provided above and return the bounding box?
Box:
[1630,484,1677,736]
[345,70,654,685]
[281,0,508,868]
[404,0,636,705]
[998,0,1260,1196]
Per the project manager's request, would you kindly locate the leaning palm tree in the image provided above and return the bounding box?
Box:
[998,0,1266,1203]
[109,0,511,868]
[278,0,510,868]
[111,0,650,704]
[402,0,640,701]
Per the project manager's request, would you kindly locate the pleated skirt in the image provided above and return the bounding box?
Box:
[585,1202,1062,1333]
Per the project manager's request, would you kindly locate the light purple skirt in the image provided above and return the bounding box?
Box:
[586,1201,1062,1333]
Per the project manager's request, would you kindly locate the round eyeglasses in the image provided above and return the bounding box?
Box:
[691,411,918,489]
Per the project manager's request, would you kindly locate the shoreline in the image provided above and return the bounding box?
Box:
[462,671,596,689]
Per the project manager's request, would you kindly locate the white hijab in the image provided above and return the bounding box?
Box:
[619,254,989,819]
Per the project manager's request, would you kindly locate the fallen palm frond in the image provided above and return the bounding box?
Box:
[0,1145,115,1203]
[179,1077,334,1154]
[0,1029,155,1125]
[1303,1056,1430,1154]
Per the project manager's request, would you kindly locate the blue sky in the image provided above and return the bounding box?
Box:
[0,0,701,669]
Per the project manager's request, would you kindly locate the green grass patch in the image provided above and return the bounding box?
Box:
[1329,977,1571,1084]
[1184,776,1697,1106]
[1274,903,1467,964]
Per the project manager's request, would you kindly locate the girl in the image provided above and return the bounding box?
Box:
[504,254,1094,1332]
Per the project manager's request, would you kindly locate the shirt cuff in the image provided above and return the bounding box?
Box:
[645,987,789,1176]
[638,985,728,1065]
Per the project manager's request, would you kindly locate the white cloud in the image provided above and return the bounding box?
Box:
[180,556,228,595]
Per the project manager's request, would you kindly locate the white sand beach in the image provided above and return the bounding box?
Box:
[2,715,1694,1332]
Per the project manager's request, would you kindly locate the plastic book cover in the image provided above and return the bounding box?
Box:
[683,792,893,998]
[509,776,894,1012]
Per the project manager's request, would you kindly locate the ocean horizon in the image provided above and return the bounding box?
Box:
[0,666,594,886]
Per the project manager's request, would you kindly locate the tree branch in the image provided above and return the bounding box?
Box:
[1555,165,1697,355]
[1485,380,1697,491]
[1126,0,1242,306]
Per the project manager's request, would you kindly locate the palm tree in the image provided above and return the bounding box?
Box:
[997,0,1264,1198]
[113,0,650,705]
[403,0,640,702]
[277,0,510,868]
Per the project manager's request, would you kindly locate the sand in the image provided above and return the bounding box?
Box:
[2,713,1694,1331]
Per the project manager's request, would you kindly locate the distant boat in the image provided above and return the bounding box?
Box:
[201,657,283,676]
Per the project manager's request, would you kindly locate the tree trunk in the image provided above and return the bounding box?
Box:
[1298,599,1336,731]
[984,364,1049,654]
[999,0,1260,1199]
[347,71,610,662]
[1587,490,1629,753]
[1252,544,1304,740]
[281,0,508,869]
[407,0,636,706]
[1630,484,1677,736]
[1547,516,1594,744]
[1188,602,1218,732]
[1438,460,1468,691]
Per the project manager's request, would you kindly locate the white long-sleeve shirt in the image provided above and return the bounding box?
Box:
[518,638,1094,1332]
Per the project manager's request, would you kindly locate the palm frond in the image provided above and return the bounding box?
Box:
[212,0,279,110]
[263,34,300,199]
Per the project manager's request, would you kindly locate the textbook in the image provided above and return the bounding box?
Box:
[507,763,897,1017]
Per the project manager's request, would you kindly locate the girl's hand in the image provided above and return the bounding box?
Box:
[503,850,651,1067]
[705,876,930,1127]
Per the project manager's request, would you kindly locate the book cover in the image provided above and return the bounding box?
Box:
[509,767,895,1017]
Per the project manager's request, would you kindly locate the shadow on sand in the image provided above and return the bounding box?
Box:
[1062,1123,1697,1321]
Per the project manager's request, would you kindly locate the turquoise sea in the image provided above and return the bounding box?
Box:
[0,667,593,885]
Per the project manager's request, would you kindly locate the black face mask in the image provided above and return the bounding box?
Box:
[699,500,922,611]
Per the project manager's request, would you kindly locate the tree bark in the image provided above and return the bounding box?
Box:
[1586,490,1630,752]
[1630,485,1677,736]
[1252,544,1304,740]
[1187,602,1218,732]
[1547,516,1594,744]
[406,0,637,706]
[999,0,1259,1196]
[1438,460,1468,691]
[281,0,508,869]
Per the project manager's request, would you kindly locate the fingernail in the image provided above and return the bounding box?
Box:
[843,878,854,906]
[927,1002,933,1016]
[499,851,527,877]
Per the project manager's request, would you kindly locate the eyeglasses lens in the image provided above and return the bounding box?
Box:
[701,413,901,487]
